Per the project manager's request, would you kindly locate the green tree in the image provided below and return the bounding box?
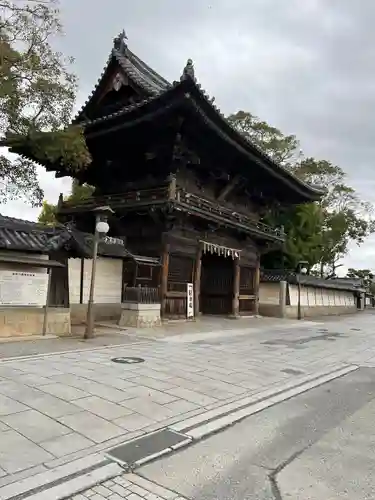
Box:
[37,180,94,226]
[229,111,375,274]
[347,268,375,293]
[0,0,90,206]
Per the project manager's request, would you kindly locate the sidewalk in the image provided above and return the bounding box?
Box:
[0,312,374,499]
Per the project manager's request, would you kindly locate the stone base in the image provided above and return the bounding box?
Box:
[259,303,358,318]
[70,303,122,325]
[118,302,161,328]
[0,307,71,337]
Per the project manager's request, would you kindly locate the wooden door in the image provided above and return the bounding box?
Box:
[200,253,233,315]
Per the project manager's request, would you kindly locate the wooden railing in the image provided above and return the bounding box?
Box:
[123,286,160,304]
[176,190,285,239]
[60,184,170,211]
[59,181,284,239]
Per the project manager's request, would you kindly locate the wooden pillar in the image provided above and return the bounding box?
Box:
[160,243,170,318]
[194,244,202,317]
[254,257,260,316]
[232,257,240,317]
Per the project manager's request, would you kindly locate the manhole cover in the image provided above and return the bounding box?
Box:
[282,368,305,376]
[111,357,144,364]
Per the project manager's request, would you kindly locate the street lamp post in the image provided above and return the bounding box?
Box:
[84,206,113,340]
[296,260,309,321]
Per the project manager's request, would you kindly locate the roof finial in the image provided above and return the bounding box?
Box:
[180,59,196,82]
[113,29,128,51]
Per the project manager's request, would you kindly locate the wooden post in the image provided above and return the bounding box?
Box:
[254,257,260,316]
[232,257,240,317]
[194,244,202,317]
[160,243,170,318]
[42,267,53,336]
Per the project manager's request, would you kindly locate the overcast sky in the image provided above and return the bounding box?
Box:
[1,0,374,272]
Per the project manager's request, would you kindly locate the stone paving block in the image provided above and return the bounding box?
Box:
[164,399,200,415]
[11,374,52,387]
[0,394,29,416]
[1,409,71,443]
[133,376,177,392]
[113,413,157,431]
[91,376,137,390]
[38,383,90,401]
[57,411,125,443]
[39,432,94,458]
[92,484,113,496]
[73,396,134,420]
[110,483,130,496]
[165,387,218,406]
[120,398,177,421]
[0,430,54,473]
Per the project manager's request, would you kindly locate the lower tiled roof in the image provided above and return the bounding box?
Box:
[261,269,365,292]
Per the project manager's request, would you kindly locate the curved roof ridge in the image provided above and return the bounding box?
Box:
[179,69,325,196]
[73,31,170,123]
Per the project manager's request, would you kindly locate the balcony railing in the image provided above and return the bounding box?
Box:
[59,182,284,240]
[176,190,285,239]
[60,184,170,211]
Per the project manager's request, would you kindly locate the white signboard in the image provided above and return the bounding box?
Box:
[187,283,194,318]
[0,270,48,306]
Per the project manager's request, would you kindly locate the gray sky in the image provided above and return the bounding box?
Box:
[2,0,374,272]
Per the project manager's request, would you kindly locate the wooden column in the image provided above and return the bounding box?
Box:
[160,243,170,318]
[232,257,240,317]
[194,244,202,317]
[254,256,260,316]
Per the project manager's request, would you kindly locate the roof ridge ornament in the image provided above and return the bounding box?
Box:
[113,29,128,52]
[180,58,196,82]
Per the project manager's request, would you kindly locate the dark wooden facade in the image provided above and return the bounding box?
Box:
[12,32,323,318]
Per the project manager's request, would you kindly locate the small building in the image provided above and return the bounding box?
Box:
[0,215,69,337]
[0,215,160,337]
[10,32,324,321]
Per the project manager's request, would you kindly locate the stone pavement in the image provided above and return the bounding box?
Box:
[0,312,374,498]
[70,473,187,500]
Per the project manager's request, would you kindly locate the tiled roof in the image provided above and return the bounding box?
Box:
[261,269,365,292]
[0,214,160,263]
[0,214,55,252]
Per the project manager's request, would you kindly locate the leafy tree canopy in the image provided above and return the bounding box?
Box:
[37,179,93,226]
[346,268,375,293]
[229,111,375,275]
[0,0,90,206]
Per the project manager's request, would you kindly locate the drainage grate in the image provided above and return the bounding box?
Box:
[107,429,190,467]
[282,368,305,376]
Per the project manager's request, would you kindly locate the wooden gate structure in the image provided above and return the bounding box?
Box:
[12,32,324,319]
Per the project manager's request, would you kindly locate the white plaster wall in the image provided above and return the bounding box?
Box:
[68,258,82,304]
[69,257,123,304]
[288,284,355,307]
[259,282,280,304]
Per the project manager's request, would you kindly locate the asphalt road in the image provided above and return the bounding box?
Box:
[140,367,375,499]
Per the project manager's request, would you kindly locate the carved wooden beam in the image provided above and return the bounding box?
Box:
[217,174,242,201]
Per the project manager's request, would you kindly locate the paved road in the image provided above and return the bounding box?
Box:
[140,367,375,499]
[1,312,375,492]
